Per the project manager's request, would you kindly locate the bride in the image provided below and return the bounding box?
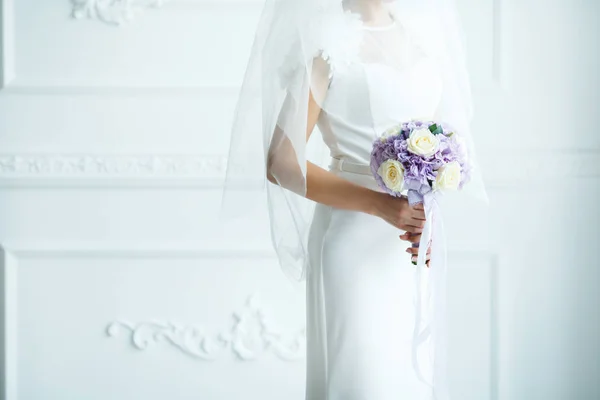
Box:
[224,0,486,399]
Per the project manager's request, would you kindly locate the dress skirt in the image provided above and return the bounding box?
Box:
[305,169,433,400]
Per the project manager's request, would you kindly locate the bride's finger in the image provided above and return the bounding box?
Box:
[409,233,422,243]
[406,219,426,228]
[411,209,426,220]
[402,225,423,234]
[400,232,423,241]
[405,245,433,254]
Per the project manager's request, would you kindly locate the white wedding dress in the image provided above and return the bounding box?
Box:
[305,17,444,400]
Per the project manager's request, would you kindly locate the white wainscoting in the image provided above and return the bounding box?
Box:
[0,245,306,400]
[0,245,498,400]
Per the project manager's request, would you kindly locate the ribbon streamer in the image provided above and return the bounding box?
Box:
[410,191,450,400]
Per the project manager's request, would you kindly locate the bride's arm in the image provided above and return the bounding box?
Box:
[304,93,381,215]
[267,88,426,234]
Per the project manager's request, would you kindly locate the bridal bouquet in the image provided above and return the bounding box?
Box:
[370,119,471,206]
[370,119,472,266]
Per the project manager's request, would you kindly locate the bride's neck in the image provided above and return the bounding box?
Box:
[345,1,392,25]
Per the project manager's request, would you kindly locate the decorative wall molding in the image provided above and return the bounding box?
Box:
[0,151,598,188]
[0,0,16,89]
[0,84,242,96]
[0,243,303,383]
[0,247,18,400]
[71,0,168,26]
[0,153,225,176]
[1,244,498,396]
[0,154,228,187]
[69,0,264,26]
[107,294,306,361]
[492,0,504,84]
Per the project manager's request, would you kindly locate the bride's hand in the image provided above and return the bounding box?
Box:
[399,232,431,268]
[372,193,426,233]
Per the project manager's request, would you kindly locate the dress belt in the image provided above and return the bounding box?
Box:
[329,157,372,176]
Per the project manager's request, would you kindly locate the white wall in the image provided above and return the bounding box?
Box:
[0,0,598,399]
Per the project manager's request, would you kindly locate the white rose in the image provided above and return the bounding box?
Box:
[407,128,440,157]
[377,160,405,193]
[434,161,462,191]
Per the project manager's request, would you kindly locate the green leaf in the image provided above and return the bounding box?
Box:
[429,124,444,135]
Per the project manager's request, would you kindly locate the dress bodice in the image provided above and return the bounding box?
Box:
[317,21,443,166]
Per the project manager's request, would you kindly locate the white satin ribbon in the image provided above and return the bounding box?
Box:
[411,192,450,400]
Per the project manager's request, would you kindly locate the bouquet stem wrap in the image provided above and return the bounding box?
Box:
[410,191,449,400]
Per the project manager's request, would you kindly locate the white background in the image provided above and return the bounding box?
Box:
[0,0,598,399]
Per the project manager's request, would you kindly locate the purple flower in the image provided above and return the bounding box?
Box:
[370,119,472,198]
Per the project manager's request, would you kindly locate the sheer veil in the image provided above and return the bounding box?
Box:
[222,0,486,283]
[221,1,487,398]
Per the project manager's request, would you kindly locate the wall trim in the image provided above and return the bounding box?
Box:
[492,0,504,85]
[0,243,498,398]
[0,243,291,400]
[107,294,306,362]
[0,152,598,188]
[0,154,225,177]
[70,0,263,26]
[4,245,275,259]
[0,84,241,96]
[71,0,167,26]
[0,154,229,188]
[490,253,502,400]
[0,0,16,89]
[0,247,18,400]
